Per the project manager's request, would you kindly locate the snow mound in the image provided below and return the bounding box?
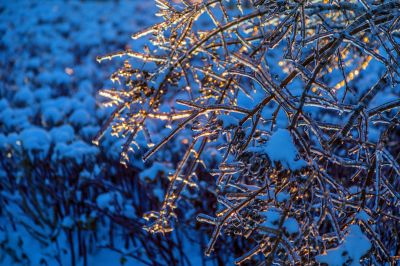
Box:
[50,124,75,143]
[316,225,371,266]
[139,162,172,181]
[260,210,300,234]
[248,129,307,170]
[96,191,123,213]
[20,127,51,159]
[52,140,98,164]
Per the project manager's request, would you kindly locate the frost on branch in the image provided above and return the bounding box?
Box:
[96,0,400,264]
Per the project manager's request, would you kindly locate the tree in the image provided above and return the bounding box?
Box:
[96,0,400,264]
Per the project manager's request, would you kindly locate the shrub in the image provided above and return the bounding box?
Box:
[97,0,400,265]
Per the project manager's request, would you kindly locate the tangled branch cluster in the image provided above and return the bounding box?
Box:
[96,0,400,264]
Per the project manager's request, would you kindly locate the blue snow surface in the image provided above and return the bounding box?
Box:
[0,0,150,168]
[0,1,214,266]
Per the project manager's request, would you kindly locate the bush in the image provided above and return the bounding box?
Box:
[1,2,216,265]
[97,0,400,265]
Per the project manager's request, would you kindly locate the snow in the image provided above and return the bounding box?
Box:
[123,203,136,219]
[50,124,75,143]
[283,217,299,234]
[52,140,99,164]
[153,187,165,202]
[42,106,63,125]
[0,134,7,150]
[139,162,172,181]
[13,87,34,107]
[260,210,299,234]
[5,133,20,150]
[218,114,239,129]
[316,225,371,266]
[69,108,91,127]
[248,128,307,170]
[265,129,307,170]
[96,191,123,212]
[19,127,51,160]
[0,107,33,130]
[62,216,75,229]
[41,97,73,116]
[276,191,290,203]
[0,99,9,110]
[355,210,371,223]
[81,125,100,140]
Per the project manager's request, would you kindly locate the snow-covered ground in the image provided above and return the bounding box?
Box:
[0,1,211,265]
[0,0,155,162]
